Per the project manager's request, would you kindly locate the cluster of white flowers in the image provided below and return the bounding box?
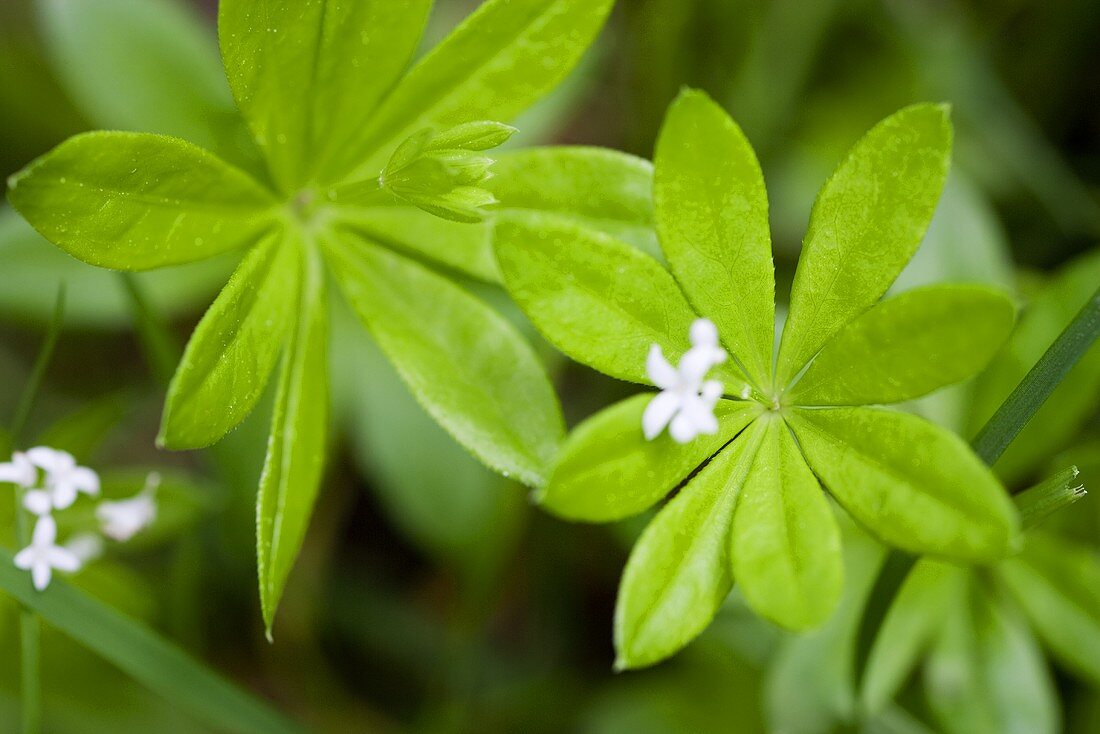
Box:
[643,319,733,444]
[0,447,158,591]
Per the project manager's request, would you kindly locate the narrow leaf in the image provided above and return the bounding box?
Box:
[614,421,766,670]
[8,132,277,270]
[998,532,1100,686]
[791,285,1015,406]
[731,416,843,629]
[340,0,614,181]
[160,232,299,449]
[326,233,563,486]
[219,0,432,190]
[541,396,761,521]
[493,214,744,389]
[257,245,329,634]
[654,88,775,388]
[788,406,1017,561]
[0,550,303,734]
[777,104,952,385]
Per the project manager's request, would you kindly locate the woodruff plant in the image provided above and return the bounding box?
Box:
[494,90,1021,668]
[6,0,616,633]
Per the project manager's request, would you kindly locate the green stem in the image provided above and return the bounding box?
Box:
[971,285,1100,465]
[5,285,66,734]
[118,273,180,387]
[1015,465,1085,530]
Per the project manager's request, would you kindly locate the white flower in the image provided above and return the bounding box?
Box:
[14,515,81,591]
[96,472,159,542]
[643,318,728,444]
[0,452,35,487]
[65,533,105,565]
[21,446,99,514]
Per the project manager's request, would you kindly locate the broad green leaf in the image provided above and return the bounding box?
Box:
[0,207,235,328]
[615,421,766,670]
[219,0,432,191]
[924,580,1058,734]
[732,416,842,629]
[494,214,745,389]
[341,0,614,181]
[38,0,255,169]
[488,146,658,257]
[998,532,1100,685]
[326,233,563,486]
[791,285,1015,406]
[777,104,952,385]
[541,396,761,522]
[159,232,298,450]
[0,550,303,734]
[788,407,1017,561]
[969,249,1100,483]
[861,560,965,713]
[654,88,774,388]
[257,245,329,634]
[8,132,277,270]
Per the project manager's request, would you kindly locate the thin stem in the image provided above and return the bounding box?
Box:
[6,284,66,734]
[971,285,1100,465]
[1015,465,1086,530]
[117,273,180,387]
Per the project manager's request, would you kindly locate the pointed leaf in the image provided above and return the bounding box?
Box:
[326,233,563,486]
[654,88,775,387]
[219,0,432,190]
[998,532,1100,686]
[493,213,745,389]
[340,0,614,181]
[8,132,277,270]
[38,0,254,167]
[791,285,1015,406]
[160,232,299,449]
[777,104,952,384]
[788,407,1017,561]
[925,580,1058,734]
[257,246,329,633]
[861,559,965,713]
[615,421,766,669]
[541,396,761,522]
[731,416,842,629]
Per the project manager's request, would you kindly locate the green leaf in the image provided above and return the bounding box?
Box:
[777,104,952,385]
[614,421,766,670]
[541,396,761,522]
[998,532,1100,686]
[340,0,614,181]
[8,131,277,270]
[159,231,299,449]
[493,214,745,389]
[924,579,1058,734]
[0,207,236,329]
[487,146,659,258]
[731,416,842,629]
[654,88,775,388]
[969,249,1100,483]
[257,245,329,634]
[788,406,1017,561]
[38,0,255,169]
[861,560,965,713]
[791,285,1016,406]
[326,233,563,486]
[218,0,432,191]
[0,550,303,734]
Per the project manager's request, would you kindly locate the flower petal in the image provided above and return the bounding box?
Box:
[26,446,75,473]
[13,548,35,570]
[701,380,724,404]
[669,412,698,443]
[680,394,719,435]
[69,466,100,496]
[32,515,57,546]
[47,547,81,573]
[646,345,679,390]
[22,490,53,516]
[0,453,36,487]
[50,482,79,510]
[31,562,51,591]
[643,391,681,440]
[690,318,719,348]
[680,346,722,384]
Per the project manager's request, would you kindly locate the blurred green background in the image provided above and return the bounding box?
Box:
[1,0,1098,731]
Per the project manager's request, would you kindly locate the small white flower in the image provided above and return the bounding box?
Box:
[96,472,159,542]
[14,515,81,591]
[0,452,36,487]
[65,533,105,565]
[643,318,728,444]
[22,446,99,513]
